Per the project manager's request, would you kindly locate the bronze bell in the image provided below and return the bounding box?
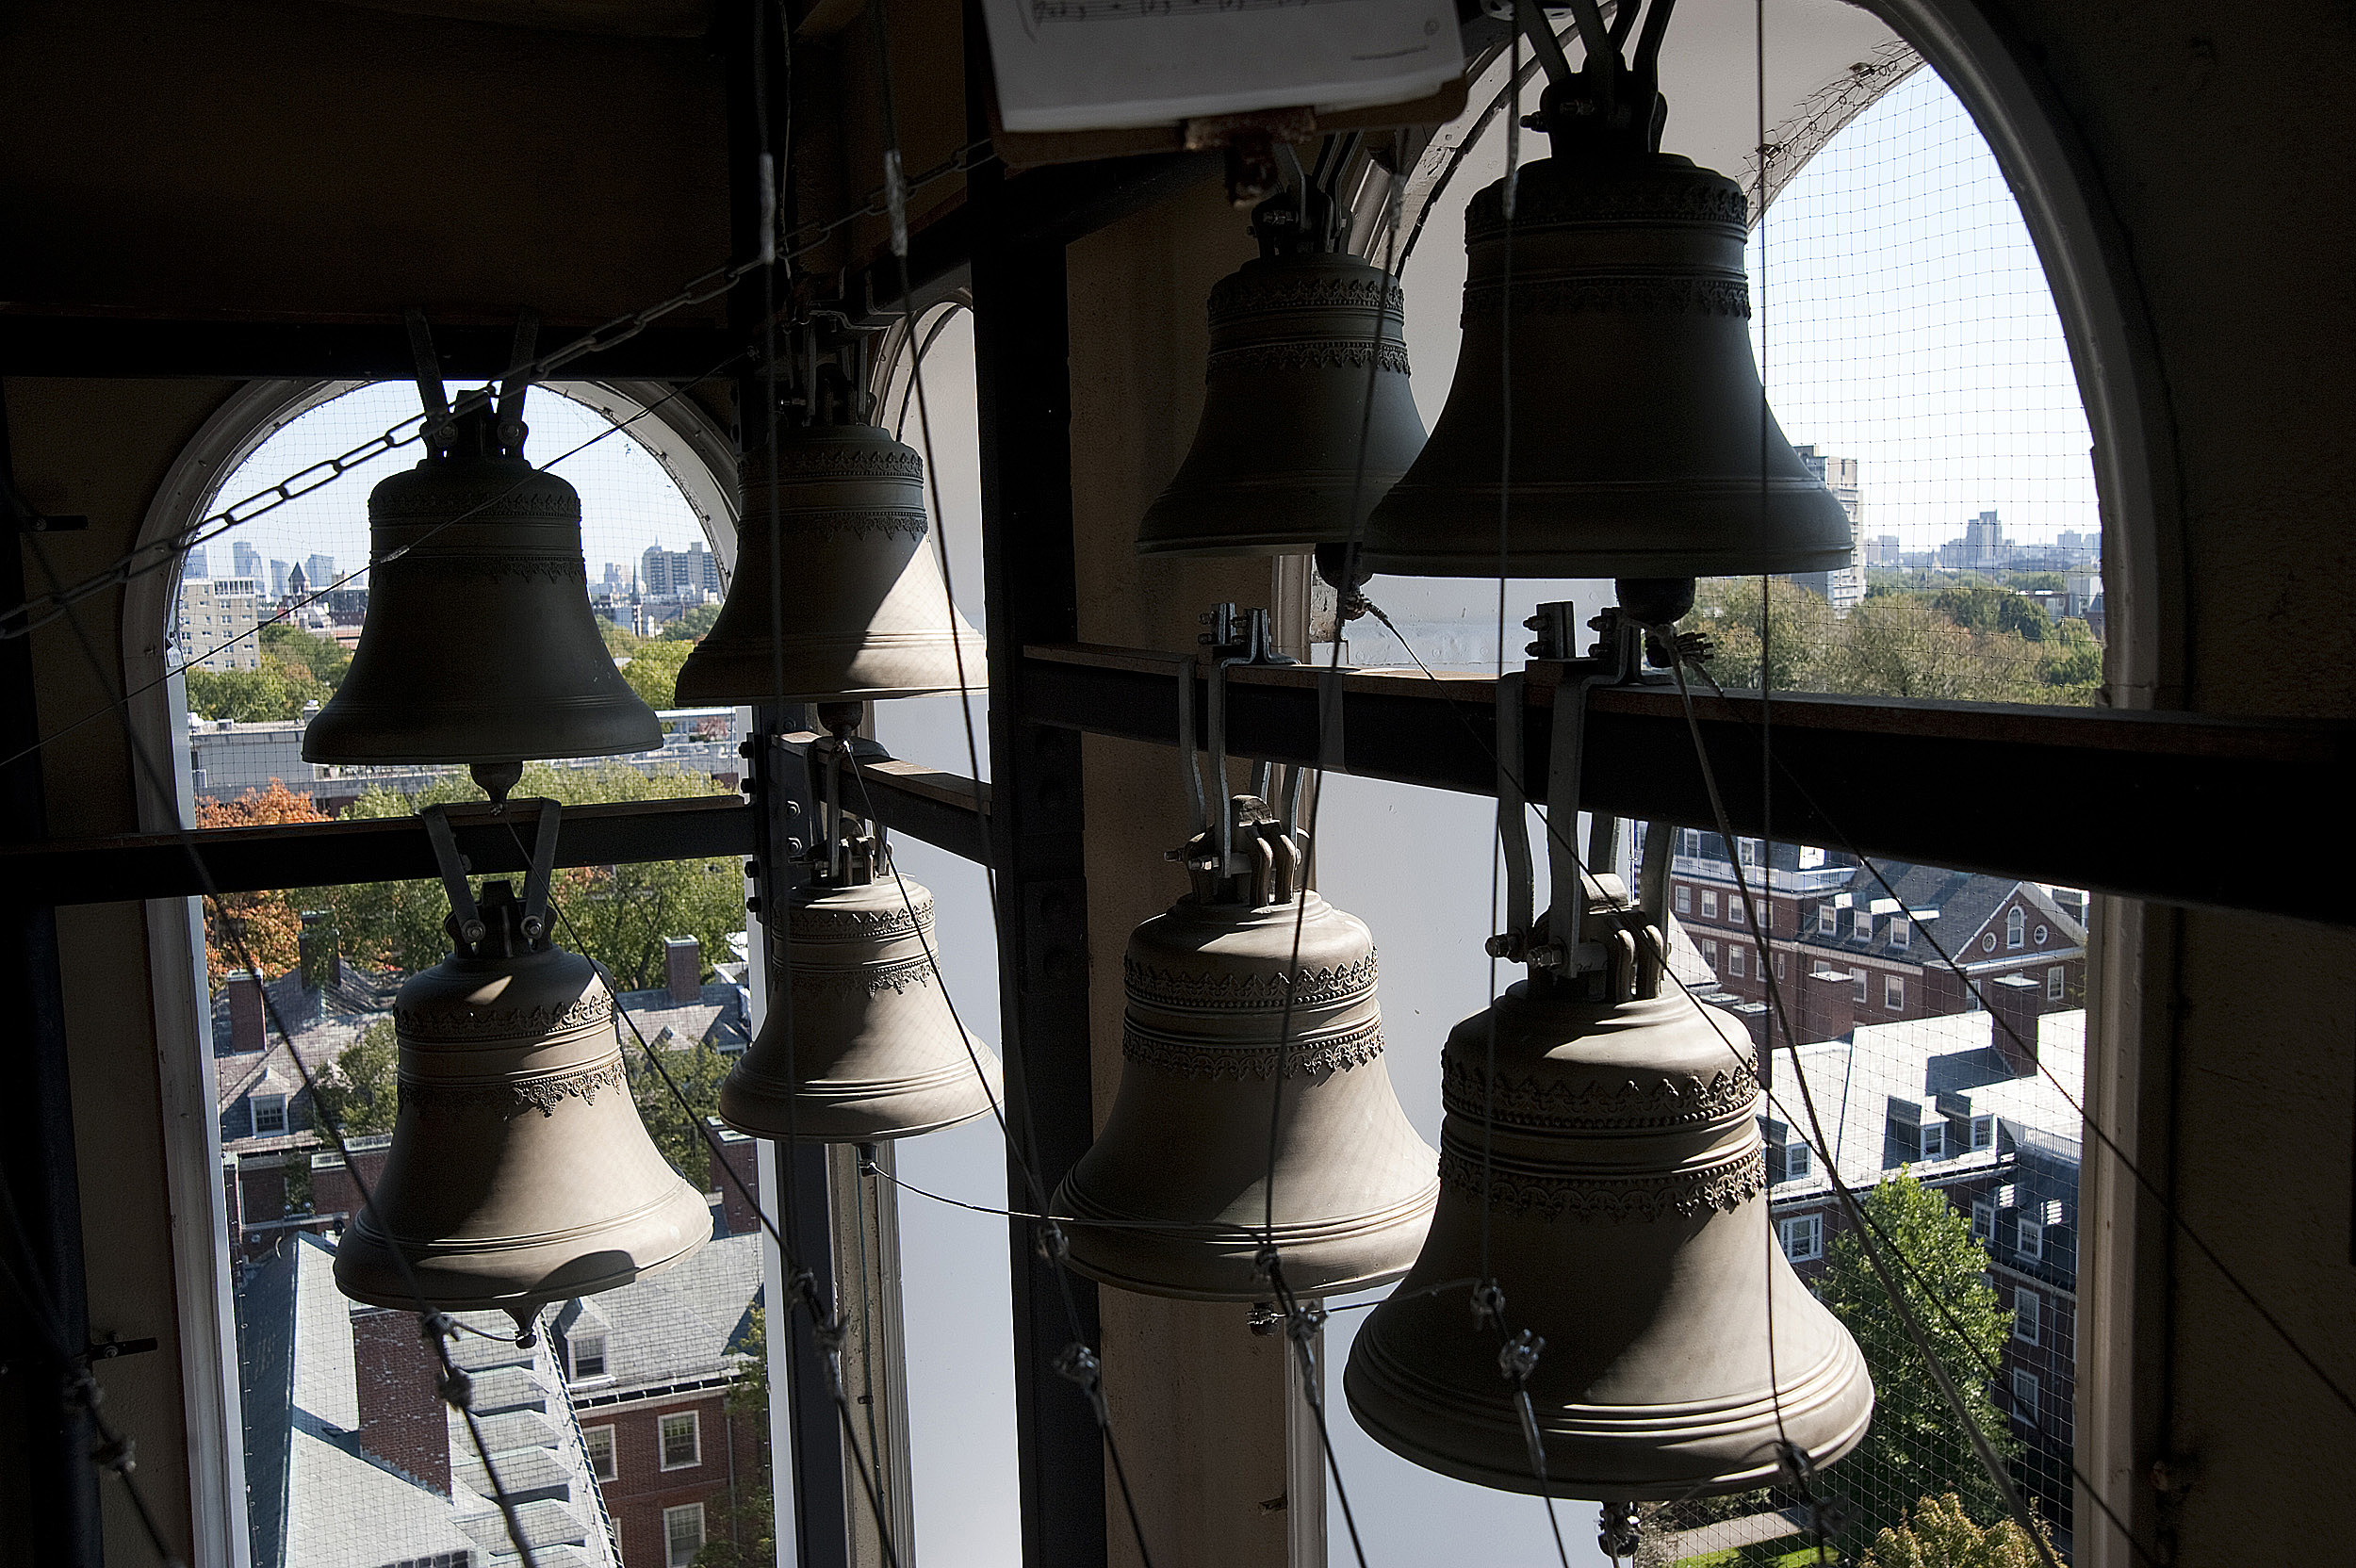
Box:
[675,420,986,705]
[1054,798,1438,1300]
[334,880,711,1318]
[303,401,662,775]
[720,868,1002,1142]
[1343,907,1872,1499]
[1359,153,1853,579]
[1137,251,1427,558]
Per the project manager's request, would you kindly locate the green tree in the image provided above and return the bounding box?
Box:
[1819,1173,2020,1551]
[2003,572,2069,596]
[1816,594,2047,702]
[618,640,693,710]
[314,1019,400,1135]
[661,602,724,642]
[1930,584,2053,644]
[629,1035,729,1185]
[185,663,324,721]
[260,622,352,686]
[695,1305,774,1567]
[1683,576,1841,693]
[2036,617,2103,698]
[321,761,741,985]
[1858,1492,2055,1568]
[598,618,646,658]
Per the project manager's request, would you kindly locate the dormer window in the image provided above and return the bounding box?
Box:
[1818,905,1838,936]
[1890,917,1910,950]
[569,1328,609,1380]
[1852,907,1872,940]
[1917,1120,1945,1161]
[250,1094,286,1135]
[1971,1114,1997,1151]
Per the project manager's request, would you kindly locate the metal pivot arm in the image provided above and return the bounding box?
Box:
[1198,602,1295,878]
[1530,600,1645,985]
[422,799,564,954]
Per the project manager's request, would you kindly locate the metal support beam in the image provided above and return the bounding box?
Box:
[0,392,104,1567]
[0,316,743,382]
[968,9,1109,1561]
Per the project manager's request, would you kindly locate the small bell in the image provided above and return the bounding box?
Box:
[1137,250,1426,558]
[1054,797,1438,1300]
[1343,905,1872,1499]
[303,401,662,782]
[675,420,986,705]
[334,881,711,1316]
[721,869,1001,1143]
[1359,153,1853,579]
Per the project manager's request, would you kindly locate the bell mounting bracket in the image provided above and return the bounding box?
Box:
[420,798,563,956]
[1184,603,1303,885]
[406,307,541,459]
[1510,0,1677,158]
[1491,596,1672,1000]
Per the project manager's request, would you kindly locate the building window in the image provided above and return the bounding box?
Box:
[1982,932,1998,953]
[1778,1140,1812,1184]
[2015,1289,2041,1346]
[1727,944,1746,978]
[1775,952,1788,979]
[1972,1115,1996,1152]
[660,1411,700,1470]
[569,1330,608,1380]
[1675,885,1692,915]
[1966,985,1983,1011]
[1972,1198,1994,1239]
[1681,828,1702,858]
[1700,890,1719,920]
[249,1094,286,1135]
[1890,916,1910,950]
[664,1503,707,1568]
[1885,975,1906,1012]
[1738,838,1762,868]
[583,1425,617,1482]
[2006,906,2026,949]
[1918,1121,1945,1161]
[1853,907,1872,940]
[2047,965,2066,1001]
[2017,1216,2044,1261]
[1852,969,1868,1003]
[1778,1215,1823,1262]
[2012,1369,2040,1425]
[2034,923,2050,945]
[1818,904,1838,936]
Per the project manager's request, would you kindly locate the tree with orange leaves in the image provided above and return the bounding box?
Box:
[195,779,328,989]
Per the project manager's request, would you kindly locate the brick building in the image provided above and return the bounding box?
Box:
[1662,829,2087,1040]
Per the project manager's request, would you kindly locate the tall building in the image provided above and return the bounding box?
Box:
[640,540,720,598]
[270,558,290,597]
[184,545,208,578]
[1789,444,1866,609]
[173,577,263,671]
[1939,508,2009,569]
[232,540,265,581]
[303,552,336,590]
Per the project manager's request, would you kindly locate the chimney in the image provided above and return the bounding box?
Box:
[665,937,702,1004]
[1802,966,1856,1044]
[299,910,339,991]
[1986,973,2043,1075]
[350,1306,452,1494]
[228,971,265,1054]
[708,1120,760,1236]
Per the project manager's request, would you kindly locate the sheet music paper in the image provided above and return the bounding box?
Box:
[982,0,1464,134]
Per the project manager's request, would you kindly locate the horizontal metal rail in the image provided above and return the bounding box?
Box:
[17,644,2346,926]
[1016,643,2355,927]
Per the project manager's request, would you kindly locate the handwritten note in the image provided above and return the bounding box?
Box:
[983,0,1462,133]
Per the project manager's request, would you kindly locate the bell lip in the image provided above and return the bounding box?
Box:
[715,1094,998,1145]
[718,1063,1003,1144]
[300,701,662,765]
[1341,1322,1873,1501]
[329,1183,712,1314]
[673,642,990,706]
[1049,1173,1439,1301]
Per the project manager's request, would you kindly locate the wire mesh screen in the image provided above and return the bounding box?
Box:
[1681,67,2104,707]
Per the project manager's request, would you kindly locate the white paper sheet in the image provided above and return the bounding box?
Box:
[982,0,1464,134]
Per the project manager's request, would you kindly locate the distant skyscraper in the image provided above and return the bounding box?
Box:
[270,559,290,597]
[304,553,336,590]
[1789,444,1866,610]
[232,541,265,581]
[185,546,209,579]
[639,540,720,598]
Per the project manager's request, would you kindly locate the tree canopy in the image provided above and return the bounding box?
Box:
[313,1019,399,1135]
[660,602,724,642]
[1818,1173,2020,1551]
[617,640,693,710]
[1858,1492,2056,1568]
[196,779,333,985]
[1680,579,2102,705]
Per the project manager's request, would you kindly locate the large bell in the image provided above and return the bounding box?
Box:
[675,421,986,704]
[1359,153,1853,579]
[303,402,662,769]
[1137,251,1427,557]
[720,870,1002,1142]
[1344,940,1873,1498]
[1053,801,1438,1300]
[334,881,710,1316]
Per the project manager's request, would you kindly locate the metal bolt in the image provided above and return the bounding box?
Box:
[744,896,761,914]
